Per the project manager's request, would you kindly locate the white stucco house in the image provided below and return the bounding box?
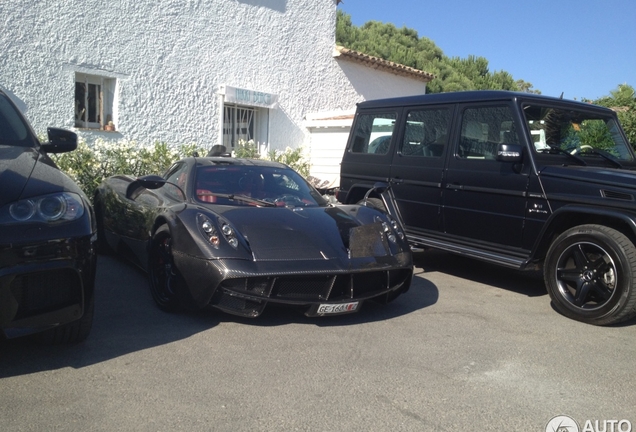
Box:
[0,0,432,187]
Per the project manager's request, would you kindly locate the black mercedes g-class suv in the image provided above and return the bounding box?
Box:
[338,90,636,325]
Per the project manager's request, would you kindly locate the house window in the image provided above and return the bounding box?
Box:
[75,73,116,130]
[224,105,261,148]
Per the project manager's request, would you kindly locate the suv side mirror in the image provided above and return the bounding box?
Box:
[40,127,78,154]
[496,144,523,162]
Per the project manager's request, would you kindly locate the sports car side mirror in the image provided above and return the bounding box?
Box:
[135,175,167,189]
[126,175,186,200]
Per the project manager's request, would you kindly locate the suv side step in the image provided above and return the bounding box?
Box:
[407,234,528,269]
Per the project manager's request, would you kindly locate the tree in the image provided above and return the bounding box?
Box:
[594,84,636,147]
[335,10,538,94]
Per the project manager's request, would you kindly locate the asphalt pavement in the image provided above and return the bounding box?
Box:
[1,250,635,432]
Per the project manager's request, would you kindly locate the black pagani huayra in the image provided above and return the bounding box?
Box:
[95,155,412,317]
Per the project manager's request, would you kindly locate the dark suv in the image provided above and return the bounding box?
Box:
[338,90,636,325]
[1,90,96,343]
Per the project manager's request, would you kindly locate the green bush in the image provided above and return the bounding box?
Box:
[230,139,311,177]
[50,137,311,202]
[233,139,261,159]
[50,138,205,202]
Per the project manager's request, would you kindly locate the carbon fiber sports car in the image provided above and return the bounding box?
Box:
[95,156,412,317]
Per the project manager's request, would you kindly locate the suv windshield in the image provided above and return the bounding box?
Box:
[0,93,32,147]
[523,104,633,162]
[194,165,328,207]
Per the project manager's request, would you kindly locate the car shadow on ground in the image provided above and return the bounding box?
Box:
[412,248,548,298]
[0,254,438,378]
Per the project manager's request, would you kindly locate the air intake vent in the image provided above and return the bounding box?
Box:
[601,190,634,201]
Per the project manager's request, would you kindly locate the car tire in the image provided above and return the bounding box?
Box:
[148,224,188,312]
[544,224,636,325]
[94,194,113,255]
[37,292,95,344]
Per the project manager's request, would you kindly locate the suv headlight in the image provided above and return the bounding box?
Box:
[1,192,85,224]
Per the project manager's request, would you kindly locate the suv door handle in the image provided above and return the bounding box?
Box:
[447,183,463,190]
[391,178,404,184]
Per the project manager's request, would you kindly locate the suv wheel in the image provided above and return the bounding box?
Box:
[545,224,636,325]
[358,197,386,212]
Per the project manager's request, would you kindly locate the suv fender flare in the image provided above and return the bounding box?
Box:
[529,204,636,263]
[343,181,387,204]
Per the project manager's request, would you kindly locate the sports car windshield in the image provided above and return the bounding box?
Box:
[194,165,328,207]
[523,104,634,162]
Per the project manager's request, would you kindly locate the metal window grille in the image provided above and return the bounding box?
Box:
[223,105,255,148]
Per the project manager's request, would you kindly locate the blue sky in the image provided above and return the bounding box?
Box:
[338,0,636,101]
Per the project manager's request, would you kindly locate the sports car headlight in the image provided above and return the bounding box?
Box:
[197,214,239,249]
[389,218,405,240]
[2,192,84,224]
[220,222,239,248]
[374,215,404,243]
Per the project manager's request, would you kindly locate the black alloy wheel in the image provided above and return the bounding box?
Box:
[148,225,184,312]
[544,224,636,325]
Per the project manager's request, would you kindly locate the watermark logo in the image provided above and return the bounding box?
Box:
[546,416,632,432]
[546,415,580,432]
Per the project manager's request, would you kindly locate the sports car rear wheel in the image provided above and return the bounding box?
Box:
[148,224,187,312]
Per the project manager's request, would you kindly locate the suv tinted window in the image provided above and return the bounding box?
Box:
[400,108,452,158]
[350,113,397,155]
[459,106,519,160]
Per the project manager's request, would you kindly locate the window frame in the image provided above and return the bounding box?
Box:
[222,104,269,149]
[74,72,116,130]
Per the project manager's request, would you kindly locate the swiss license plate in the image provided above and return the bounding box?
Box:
[317,302,359,314]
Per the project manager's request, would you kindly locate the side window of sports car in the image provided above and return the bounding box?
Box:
[164,163,188,200]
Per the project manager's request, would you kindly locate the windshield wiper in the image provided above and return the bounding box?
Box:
[539,145,587,166]
[579,148,624,169]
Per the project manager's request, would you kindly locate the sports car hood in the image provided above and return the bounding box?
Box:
[539,165,636,190]
[218,205,381,261]
[0,144,82,207]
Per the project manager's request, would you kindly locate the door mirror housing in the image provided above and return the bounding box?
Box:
[40,127,77,154]
[496,144,523,162]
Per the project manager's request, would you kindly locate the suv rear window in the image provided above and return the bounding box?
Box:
[350,112,397,155]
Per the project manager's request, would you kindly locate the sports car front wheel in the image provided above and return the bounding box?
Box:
[148,224,188,312]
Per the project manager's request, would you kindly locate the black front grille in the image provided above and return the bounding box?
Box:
[274,276,333,300]
[10,269,82,319]
[220,269,411,304]
[212,291,266,317]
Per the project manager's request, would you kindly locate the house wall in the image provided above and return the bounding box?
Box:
[0,0,428,184]
[0,0,351,151]
[306,63,429,185]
